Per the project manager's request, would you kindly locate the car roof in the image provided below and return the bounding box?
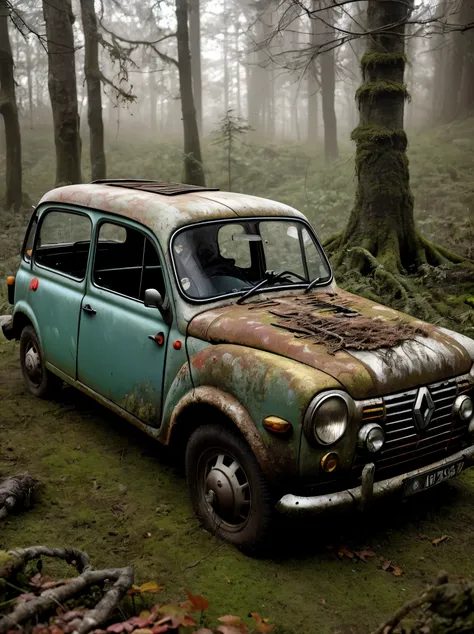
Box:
[39,182,305,246]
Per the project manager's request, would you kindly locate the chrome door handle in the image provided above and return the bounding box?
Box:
[82,304,96,315]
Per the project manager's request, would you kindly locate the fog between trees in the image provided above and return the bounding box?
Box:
[2,1,473,196]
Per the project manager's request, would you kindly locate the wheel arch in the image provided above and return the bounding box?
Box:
[11,308,36,340]
[162,386,276,480]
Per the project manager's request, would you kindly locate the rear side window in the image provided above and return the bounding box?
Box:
[93,222,166,301]
[35,210,92,280]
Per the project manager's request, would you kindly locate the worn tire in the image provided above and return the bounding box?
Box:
[19,325,61,398]
[185,423,274,554]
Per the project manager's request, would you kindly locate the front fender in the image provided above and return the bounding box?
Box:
[160,341,342,482]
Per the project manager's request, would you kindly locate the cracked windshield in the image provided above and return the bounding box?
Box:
[172,220,331,299]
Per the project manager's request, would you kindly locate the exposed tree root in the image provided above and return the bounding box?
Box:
[323,232,474,333]
[0,546,134,634]
[0,473,38,521]
[372,573,474,634]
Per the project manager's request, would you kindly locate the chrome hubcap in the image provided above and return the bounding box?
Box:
[203,453,250,525]
[25,342,42,384]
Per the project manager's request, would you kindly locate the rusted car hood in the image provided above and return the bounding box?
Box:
[188,289,473,399]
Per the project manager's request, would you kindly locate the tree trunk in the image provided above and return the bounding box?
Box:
[432,0,448,122]
[149,73,157,133]
[0,0,23,211]
[307,0,319,143]
[25,39,34,128]
[459,0,474,117]
[223,1,229,113]
[320,3,339,162]
[80,0,106,181]
[43,0,82,185]
[235,26,242,117]
[439,0,466,123]
[189,0,202,134]
[339,0,418,273]
[176,0,205,186]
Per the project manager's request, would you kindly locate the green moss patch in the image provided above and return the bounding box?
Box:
[356,80,411,103]
[361,51,407,69]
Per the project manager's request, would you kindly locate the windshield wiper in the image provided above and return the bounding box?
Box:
[305,276,322,293]
[237,270,295,305]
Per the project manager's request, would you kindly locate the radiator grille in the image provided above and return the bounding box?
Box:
[354,377,472,481]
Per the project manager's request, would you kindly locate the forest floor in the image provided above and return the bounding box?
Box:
[0,119,474,633]
[2,336,474,634]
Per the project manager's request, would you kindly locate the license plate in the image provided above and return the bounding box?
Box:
[403,459,465,498]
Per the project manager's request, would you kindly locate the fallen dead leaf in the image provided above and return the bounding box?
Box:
[432,535,450,546]
[184,589,209,611]
[338,546,354,559]
[392,565,403,577]
[144,532,152,538]
[382,560,391,571]
[321,599,326,605]
[356,549,376,562]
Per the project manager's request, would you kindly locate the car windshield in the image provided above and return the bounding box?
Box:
[171,218,332,301]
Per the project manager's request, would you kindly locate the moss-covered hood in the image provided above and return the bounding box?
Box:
[188,289,473,399]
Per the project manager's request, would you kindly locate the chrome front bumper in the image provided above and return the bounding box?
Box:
[276,446,474,516]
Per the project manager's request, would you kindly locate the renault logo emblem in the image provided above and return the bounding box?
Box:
[413,387,435,431]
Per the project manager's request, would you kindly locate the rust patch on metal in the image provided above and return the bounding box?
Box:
[189,288,472,398]
[166,386,276,477]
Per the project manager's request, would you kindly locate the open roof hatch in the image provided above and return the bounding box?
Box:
[91,179,220,196]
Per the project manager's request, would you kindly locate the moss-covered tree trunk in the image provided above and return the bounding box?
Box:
[176,0,205,186]
[337,0,417,273]
[80,0,106,181]
[0,0,23,211]
[43,0,82,186]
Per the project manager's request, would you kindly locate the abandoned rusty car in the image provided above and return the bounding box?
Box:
[4,180,474,550]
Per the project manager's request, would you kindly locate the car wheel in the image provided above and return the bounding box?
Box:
[185,423,274,553]
[20,325,61,398]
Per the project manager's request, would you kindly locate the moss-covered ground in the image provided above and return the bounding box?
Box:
[2,336,474,633]
[0,119,473,632]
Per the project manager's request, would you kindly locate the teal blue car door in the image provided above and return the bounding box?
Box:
[29,207,92,378]
[77,219,170,426]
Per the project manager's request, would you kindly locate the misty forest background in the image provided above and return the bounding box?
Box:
[1,0,474,330]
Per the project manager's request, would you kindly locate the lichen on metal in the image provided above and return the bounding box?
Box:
[39,184,304,247]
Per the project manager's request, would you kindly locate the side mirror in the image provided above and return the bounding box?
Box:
[144,288,164,309]
[144,288,172,325]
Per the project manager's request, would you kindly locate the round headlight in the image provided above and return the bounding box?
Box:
[453,395,474,422]
[312,395,348,445]
[358,423,385,453]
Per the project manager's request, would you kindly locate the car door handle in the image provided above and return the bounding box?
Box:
[148,332,165,346]
[82,304,97,315]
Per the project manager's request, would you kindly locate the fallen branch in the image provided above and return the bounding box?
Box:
[0,547,134,634]
[0,473,38,521]
[372,573,474,634]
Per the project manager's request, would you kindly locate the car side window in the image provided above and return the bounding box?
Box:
[23,211,38,263]
[93,222,166,301]
[34,210,92,280]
